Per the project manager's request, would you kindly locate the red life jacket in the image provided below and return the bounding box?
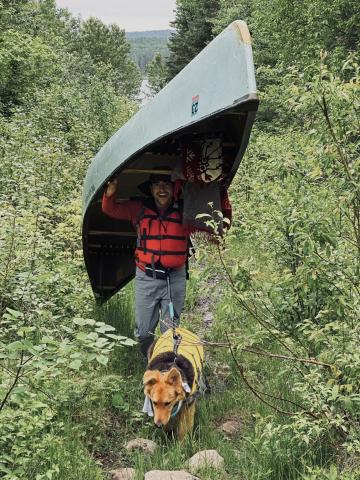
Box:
[135,200,188,269]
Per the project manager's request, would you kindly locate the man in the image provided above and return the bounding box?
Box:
[102,172,189,357]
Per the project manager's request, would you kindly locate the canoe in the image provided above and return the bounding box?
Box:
[82,20,259,302]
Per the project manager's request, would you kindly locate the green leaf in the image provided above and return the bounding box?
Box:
[73,317,96,326]
[96,354,109,365]
[95,324,116,333]
[5,308,23,318]
[331,384,339,400]
[106,334,128,340]
[111,392,125,408]
[69,359,82,370]
[120,338,137,347]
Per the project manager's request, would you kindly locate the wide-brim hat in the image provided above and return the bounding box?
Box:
[138,168,172,196]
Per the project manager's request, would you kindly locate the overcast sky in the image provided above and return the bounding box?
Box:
[56,0,177,32]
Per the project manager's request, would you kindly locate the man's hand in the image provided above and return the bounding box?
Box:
[105,177,118,197]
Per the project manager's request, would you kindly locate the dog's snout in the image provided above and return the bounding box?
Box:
[155,421,163,427]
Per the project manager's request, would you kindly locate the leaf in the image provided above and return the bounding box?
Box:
[86,332,99,341]
[69,359,82,370]
[120,338,137,347]
[331,384,339,400]
[73,317,95,326]
[69,352,81,359]
[96,354,109,365]
[105,334,128,340]
[111,392,125,407]
[95,324,116,333]
[5,308,23,318]
[6,341,23,352]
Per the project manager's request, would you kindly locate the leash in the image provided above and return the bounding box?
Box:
[166,274,182,356]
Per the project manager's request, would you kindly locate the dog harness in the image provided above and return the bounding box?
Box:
[149,327,204,396]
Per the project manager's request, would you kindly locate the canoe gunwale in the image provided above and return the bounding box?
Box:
[83,92,259,215]
[82,91,259,302]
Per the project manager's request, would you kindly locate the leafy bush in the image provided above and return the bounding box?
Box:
[204,54,360,474]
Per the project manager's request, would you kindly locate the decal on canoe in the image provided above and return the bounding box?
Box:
[191,95,199,116]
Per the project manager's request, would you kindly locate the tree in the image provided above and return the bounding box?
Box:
[166,0,221,80]
[78,17,141,96]
[214,0,360,71]
[0,29,57,114]
[147,53,168,94]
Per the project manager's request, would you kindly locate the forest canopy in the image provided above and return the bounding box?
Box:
[1,0,359,479]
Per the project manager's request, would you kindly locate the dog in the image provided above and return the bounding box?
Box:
[142,327,205,441]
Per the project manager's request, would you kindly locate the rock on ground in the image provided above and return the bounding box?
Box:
[110,468,136,480]
[188,449,225,473]
[125,438,157,454]
[220,418,243,436]
[145,471,199,480]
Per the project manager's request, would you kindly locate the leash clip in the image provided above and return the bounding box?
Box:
[173,333,182,356]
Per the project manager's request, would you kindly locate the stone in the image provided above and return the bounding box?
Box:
[125,438,157,454]
[145,471,199,480]
[109,468,136,480]
[188,449,225,473]
[220,419,243,436]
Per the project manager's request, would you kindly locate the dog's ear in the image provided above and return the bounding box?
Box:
[143,370,160,387]
[165,367,181,386]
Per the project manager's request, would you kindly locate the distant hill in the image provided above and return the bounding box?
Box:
[126,29,174,40]
[126,30,174,73]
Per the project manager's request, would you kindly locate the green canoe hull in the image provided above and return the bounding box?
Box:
[82,20,259,302]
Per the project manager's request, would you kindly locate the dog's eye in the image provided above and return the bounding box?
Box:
[164,402,171,407]
[153,401,158,406]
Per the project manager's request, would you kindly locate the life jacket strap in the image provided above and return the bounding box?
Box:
[140,234,186,241]
[137,247,188,256]
[141,214,182,224]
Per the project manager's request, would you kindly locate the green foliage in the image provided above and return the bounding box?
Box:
[127,34,170,72]
[166,0,221,80]
[214,0,359,67]
[147,53,168,94]
[0,1,140,478]
[1,0,359,478]
[0,0,140,114]
[212,0,360,128]
[208,54,360,475]
[0,29,58,113]
[78,17,141,96]
[302,464,359,480]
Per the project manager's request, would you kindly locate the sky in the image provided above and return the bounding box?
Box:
[55,0,177,32]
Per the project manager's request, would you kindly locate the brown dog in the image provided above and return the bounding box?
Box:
[143,327,204,441]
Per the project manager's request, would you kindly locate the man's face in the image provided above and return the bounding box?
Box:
[150,181,174,208]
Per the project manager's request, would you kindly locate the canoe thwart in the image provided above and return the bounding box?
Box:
[122,168,172,175]
[88,230,137,237]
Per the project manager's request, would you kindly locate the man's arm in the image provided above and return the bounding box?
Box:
[102,178,141,221]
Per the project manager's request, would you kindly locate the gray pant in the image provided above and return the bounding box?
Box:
[134,266,186,352]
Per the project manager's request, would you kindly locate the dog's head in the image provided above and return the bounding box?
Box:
[143,367,186,427]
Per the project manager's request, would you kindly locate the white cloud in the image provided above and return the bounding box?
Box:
[56,0,177,31]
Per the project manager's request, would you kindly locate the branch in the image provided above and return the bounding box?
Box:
[0,214,16,315]
[0,364,56,407]
[242,347,333,369]
[319,95,352,181]
[226,333,318,419]
[217,244,301,359]
[0,350,24,412]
